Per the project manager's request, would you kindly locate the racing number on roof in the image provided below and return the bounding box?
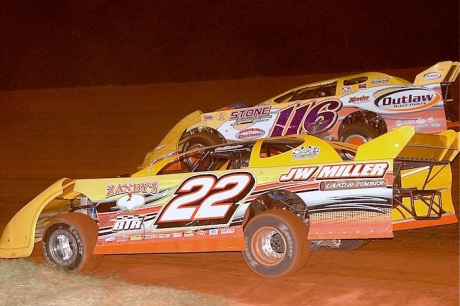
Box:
[156,172,255,227]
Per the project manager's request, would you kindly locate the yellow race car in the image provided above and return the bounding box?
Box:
[0,126,458,277]
[141,61,459,168]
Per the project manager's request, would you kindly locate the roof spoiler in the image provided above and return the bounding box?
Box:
[355,126,460,162]
[413,61,460,86]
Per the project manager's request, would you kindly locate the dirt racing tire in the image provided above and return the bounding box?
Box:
[181,131,224,169]
[325,239,367,251]
[338,123,380,145]
[182,131,223,152]
[42,213,103,273]
[242,209,311,277]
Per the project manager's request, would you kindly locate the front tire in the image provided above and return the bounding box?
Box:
[181,131,224,169]
[242,209,311,277]
[181,131,223,152]
[42,213,103,273]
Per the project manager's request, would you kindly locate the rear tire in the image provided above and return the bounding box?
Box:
[338,123,380,159]
[242,209,311,277]
[338,123,380,145]
[42,213,103,273]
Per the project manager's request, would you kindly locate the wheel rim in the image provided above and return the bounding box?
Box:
[182,143,207,170]
[48,229,79,267]
[343,134,368,145]
[187,143,206,151]
[251,227,286,266]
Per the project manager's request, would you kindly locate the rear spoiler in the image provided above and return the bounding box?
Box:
[413,61,460,86]
[355,126,460,162]
[397,129,459,163]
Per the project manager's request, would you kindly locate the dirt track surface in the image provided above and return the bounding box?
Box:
[1,67,459,305]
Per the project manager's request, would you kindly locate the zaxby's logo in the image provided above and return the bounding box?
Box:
[374,88,441,112]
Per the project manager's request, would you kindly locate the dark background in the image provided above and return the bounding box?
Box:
[1,1,459,91]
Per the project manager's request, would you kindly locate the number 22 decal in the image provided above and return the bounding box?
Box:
[156,172,255,228]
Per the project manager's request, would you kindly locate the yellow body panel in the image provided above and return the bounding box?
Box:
[0,179,75,258]
[1,127,458,258]
[140,62,460,167]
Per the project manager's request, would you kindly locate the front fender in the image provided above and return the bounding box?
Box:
[139,110,202,168]
[0,178,76,258]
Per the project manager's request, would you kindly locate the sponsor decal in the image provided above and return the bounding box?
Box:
[215,144,244,152]
[159,233,171,238]
[130,235,142,241]
[341,86,352,93]
[235,128,265,139]
[105,236,116,242]
[279,166,318,182]
[113,215,144,231]
[292,146,320,159]
[427,117,434,122]
[216,112,228,121]
[198,230,206,236]
[416,124,429,131]
[221,228,235,234]
[143,234,158,239]
[209,229,219,235]
[374,88,441,112]
[117,235,129,242]
[117,193,145,211]
[348,95,370,103]
[396,120,402,126]
[203,115,214,121]
[358,83,367,90]
[371,77,389,84]
[230,106,272,127]
[430,123,441,128]
[172,232,183,238]
[106,181,159,198]
[279,162,388,182]
[316,162,388,179]
[423,72,441,80]
[416,118,426,124]
[229,106,271,121]
[184,231,194,237]
[319,179,387,191]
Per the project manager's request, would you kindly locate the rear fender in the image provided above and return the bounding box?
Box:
[355,126,460,230]
[0,178,78,258]
[393,162,458,230]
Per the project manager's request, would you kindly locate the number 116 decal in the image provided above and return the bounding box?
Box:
[156,172,256,228]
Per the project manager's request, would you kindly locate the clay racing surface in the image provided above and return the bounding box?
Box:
[1,67,458,305]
